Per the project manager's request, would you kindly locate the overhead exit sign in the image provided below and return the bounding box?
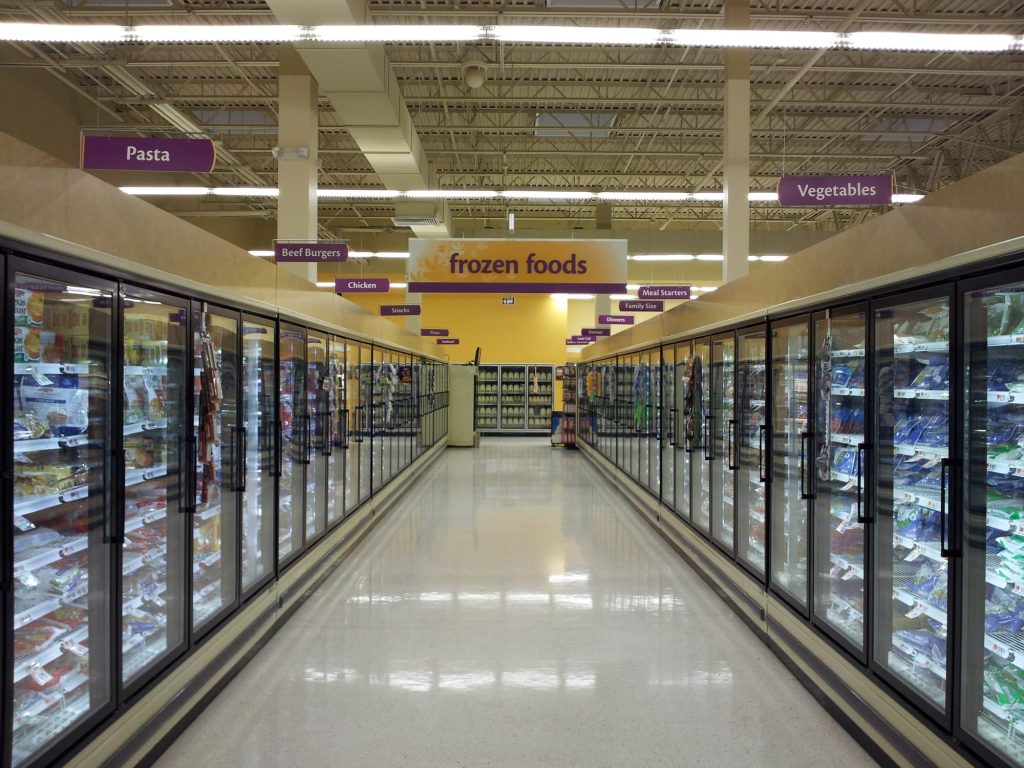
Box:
[502,297,515,305]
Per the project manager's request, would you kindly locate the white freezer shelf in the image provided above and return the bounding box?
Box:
[987,391,1024,405]
[830,433,864,447]
[892,341,949,355]
[124,507,168,536]
[893,486,942,512]
[122,545,167,577]
[831,387,865,397]
[894,586,947,625]
[124,364,168,376]
[895,444,947,461]
[125,465,168,488]
[13,670,90,727]
[124,418,168,436]
[893,389,949,401]
[14,435,95,453]
[14,486,89,517]
[832,348,866,358]
[12,625,90,684]
[122,582,168,614]
[829,552,864,579]
[889,643,947,681]
[14,362,89,376]
[894,533,944,563]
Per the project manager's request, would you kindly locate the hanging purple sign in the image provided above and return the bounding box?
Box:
[638,285,690,300]
[336,278,389,293]
[81,134,216,173]
[619,300,663,312]
[437,338,460,345]
[566,339,591,346]
[599,314,634,325]
[582,328,611,337]
[421,328,449,337]
[570,335,597,343]
[275,242,348,263]
[380,304,421,316]
[777,175,893,207]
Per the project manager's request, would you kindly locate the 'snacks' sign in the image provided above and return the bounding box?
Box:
[777,175,893,207]
[408,239,627,294]
[81,135,216,173]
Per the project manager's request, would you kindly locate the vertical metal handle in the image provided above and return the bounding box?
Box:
[669,408,678,446]
[940,457,950,558]
[728,419,739,470]
[323,411,333,457]
[176,435,187,511]
[758,425,767,483]
[856,442,866,524]
[704,416,713,461]
[236,426,247,493]
[800,431,812,499]
[337,408,350,449]
[273,418,283,478]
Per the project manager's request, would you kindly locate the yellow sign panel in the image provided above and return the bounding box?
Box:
[408,239,627,293]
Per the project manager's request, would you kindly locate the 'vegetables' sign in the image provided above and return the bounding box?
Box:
[408,238,626,294]
[380,305,421,316]
[81,135,216,173]
[777,175,893,207]
[275,242,348,263]
[619,300,664,312]
[336,278,389,293]
[599,314,634,325]
[638,285,690,300]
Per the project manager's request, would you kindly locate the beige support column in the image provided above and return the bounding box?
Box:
[277,49,319,283]
[723,0,751,283]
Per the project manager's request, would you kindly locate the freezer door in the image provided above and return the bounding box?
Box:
[327,337,346,527]
[692,338,712,535]
[660,350,675,508]
[240,317,275,593]
[120,290,189,688]
[191,309,239,632]
[672,341,694,523]
[872,292,951,715]
[812,308,868,655]
[10,269,115,767]
[277,324,306,562]
[304,333,328,541]
[357,345,372,502]
[736,326,767,576]
[711,333,737,552]
[770,318,812,610]
[960,279,1024,762]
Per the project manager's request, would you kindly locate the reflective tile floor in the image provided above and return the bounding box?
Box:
[155,439,876,768]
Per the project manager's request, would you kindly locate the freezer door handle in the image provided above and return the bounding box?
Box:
[669,408,678,447]
[322,411,333,457]
[103,448,118,543]
[940,457,951,558]
[856,443,865,523]
[235,426,247,493]
[336,408,350,449]
[799,431,813,500]
[704,416,713,461]
[176,435,189,512]
[728,419,739,470]
[272,419,283,478]
[758,425,767,483]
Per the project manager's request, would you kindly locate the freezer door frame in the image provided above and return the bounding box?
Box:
[710,329,738,558]
[6,254,119,768]
[275,320,307,571]
[734,321,769,584]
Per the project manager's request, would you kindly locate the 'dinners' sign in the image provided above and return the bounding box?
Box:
[408,239,626,294]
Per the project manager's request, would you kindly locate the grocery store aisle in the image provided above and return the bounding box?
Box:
[153,438,875,768]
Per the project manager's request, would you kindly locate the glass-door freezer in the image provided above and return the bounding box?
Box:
[9,266,115,767]
[120,288,189,691]
[812,307,869,656]
[961,276,1024,766]
[693,338,712,535]
[327,337,346,527]
[190,307,239,633]
[872,290,952,718]
[736,325,767,576]
[711,332,736,552]
[277,325,306,564]
[304,333,328,541]
[671,341,694,523]
[770,317,811,611]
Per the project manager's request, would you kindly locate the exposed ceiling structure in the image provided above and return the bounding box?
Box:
[2,0,1024,235]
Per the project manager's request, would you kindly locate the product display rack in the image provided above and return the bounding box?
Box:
[559,365,577,447]
[574,247,1024,768]
[473,363,554,434]
[3,240,451,768]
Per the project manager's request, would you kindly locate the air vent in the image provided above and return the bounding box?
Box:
[535,112,616,138]
[392,216,439,228]
[546,0,657,6]
[66,0,172,7]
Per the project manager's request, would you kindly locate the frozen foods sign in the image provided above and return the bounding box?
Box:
[274,242,348,263]
[777,175,893,207]
[408,239,627,293]
[81,134,216,173]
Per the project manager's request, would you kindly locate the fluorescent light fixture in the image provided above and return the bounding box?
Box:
[670,29,840,49]
[348,251,373,259]
[374,252,410,259]
[696,254,724,261]
[692,192,725,202]
[493,25,662,46]
[211,186,278,197]
[120,186,210,196]
[759,255,789,262]
[630,254,694,262]
[501,190,593,200]
[315,24,483,42]
[597,191,693,202]
[248,250,274,257]
[318,189,401,199]
[131,24,303,43]
[315,281,335,288]
[0,23,124,42]
[405,190,497,200]
[626,284,640,291]
[551,293,595,300]
[549,573,589,584]
[845,31,1015,53]
[893,193,925,203]
[692,286,719,292]
[748,191,779,202]
[566,348,583,353]
[390,282,409,289]
[609,294,636,300]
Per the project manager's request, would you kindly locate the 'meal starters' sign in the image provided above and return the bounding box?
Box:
[421,328,449,337]
[619,300,664,312]
[381,305,421,316]
[599,314,634,325]
[336,278,389,293]
[81,135,216,173]
[638,285,690,300]
[437,338,460,345]
[408,239,626,294]
[275,242,348,263]
[777,175,893,207]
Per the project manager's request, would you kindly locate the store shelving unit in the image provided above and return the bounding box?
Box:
[473,364,554,434]
[475,364,498,431]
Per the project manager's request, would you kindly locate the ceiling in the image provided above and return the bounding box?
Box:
[3,0,1024,236]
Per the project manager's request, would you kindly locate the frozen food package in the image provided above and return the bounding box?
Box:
[14,288,45,328]
[19,375,89,437]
